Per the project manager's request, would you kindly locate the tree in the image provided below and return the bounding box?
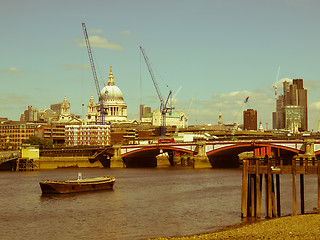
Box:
[22,136,53,149]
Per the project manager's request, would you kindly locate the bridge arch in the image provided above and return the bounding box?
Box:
[207,142,301,168]
[121,145,194,168]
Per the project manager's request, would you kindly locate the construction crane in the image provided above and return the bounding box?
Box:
[82,22,105,124]
[139,46,174,138]
[184,93,196,125]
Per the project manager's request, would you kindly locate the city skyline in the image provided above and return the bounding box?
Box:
[1,1,320,130]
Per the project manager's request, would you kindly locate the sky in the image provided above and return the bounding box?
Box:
[1,0,320,131]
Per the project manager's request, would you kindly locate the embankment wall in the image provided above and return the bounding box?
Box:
[36,156,104,170]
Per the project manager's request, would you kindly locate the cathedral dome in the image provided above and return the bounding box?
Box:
[101,85,123,100]
[86,66,127,123]
[100,66,124,101]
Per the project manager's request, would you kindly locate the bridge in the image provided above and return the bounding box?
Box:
[109,138,320,168]
[0,151,19,170]
[2,139,319,170]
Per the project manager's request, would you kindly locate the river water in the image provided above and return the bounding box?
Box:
[1,168,318,240]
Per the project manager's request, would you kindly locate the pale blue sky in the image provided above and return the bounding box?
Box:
[1,0,320,130]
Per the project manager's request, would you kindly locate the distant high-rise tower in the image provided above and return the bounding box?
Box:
[243,109,257,130]
[272,79,307,132]
[140,104,151,121]
[24,106,38,122]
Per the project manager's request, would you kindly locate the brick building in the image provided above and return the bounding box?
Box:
[243,109,257,130]
[0,121,36,150]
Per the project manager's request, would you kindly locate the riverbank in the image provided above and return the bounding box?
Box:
[147,214,320,239]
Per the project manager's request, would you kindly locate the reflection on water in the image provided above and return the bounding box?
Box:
[0,168,318,240]
[40,189,115,201]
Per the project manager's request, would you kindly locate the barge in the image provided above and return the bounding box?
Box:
[39,174,115,194]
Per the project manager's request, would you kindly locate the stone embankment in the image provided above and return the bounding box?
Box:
[147,214,320,240]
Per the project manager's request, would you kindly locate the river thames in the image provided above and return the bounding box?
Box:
[1,168,318,240]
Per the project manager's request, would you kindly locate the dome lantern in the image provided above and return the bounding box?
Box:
[107,66,115,86]
[100,66,124,101]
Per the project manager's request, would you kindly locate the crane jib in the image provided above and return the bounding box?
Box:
[82,22,105,124]
[139,46,174,138]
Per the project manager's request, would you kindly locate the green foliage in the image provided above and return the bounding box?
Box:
[22,136,53,149]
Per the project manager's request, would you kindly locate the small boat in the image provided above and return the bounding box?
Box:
[39,173,115,194]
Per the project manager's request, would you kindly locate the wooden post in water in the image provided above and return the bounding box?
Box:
[265,174,268,218]
[318,159,320,214]
[276,174,281,216]
[271,174,276,217]
[241,160,249,218]
[241,149,320,218]
[300,174,305,214]
[267,158,272,218]
[292,159,297,216]
[256,159,261,218]
[300,158,305,215]
[247,174,251,216]
[250,174,255,217]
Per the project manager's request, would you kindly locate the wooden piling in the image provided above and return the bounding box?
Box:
[318,159,320,214]
[241,160,249,218]
[271,175,276,217]
[267,159,272,218]
[276,174,281,217]
[250,174,255,217]
[247,174,251,216]
[256,160,261,218]
[292,159,297,216]
[300,174,305,214]
[265,174,268,218]
[300,157,305,215]
[242,150,319,219]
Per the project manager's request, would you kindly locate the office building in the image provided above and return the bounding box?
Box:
[243,109,257,130]
[140,104,151,121]
[272,79,307,132]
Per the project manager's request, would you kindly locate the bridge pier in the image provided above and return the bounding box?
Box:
[304,138,315,156]
[194,140,211,169]
[181,156,190,167]
[156,153,171,168]
[170,152,193,167]
[173,155,181,166]
[110,145,125,168]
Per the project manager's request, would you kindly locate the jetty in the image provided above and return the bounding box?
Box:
[241,150,320,218]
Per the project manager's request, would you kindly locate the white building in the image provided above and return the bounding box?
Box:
[151,110,185,128]
[86,66,127,124]
[65,125,111,146]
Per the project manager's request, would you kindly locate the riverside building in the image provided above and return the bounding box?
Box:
[0,121,36,150]
[65,124,111,146]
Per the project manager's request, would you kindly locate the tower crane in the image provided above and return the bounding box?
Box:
[184,93,196,124]
[82,22,105,124]
[139,46,174,138]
